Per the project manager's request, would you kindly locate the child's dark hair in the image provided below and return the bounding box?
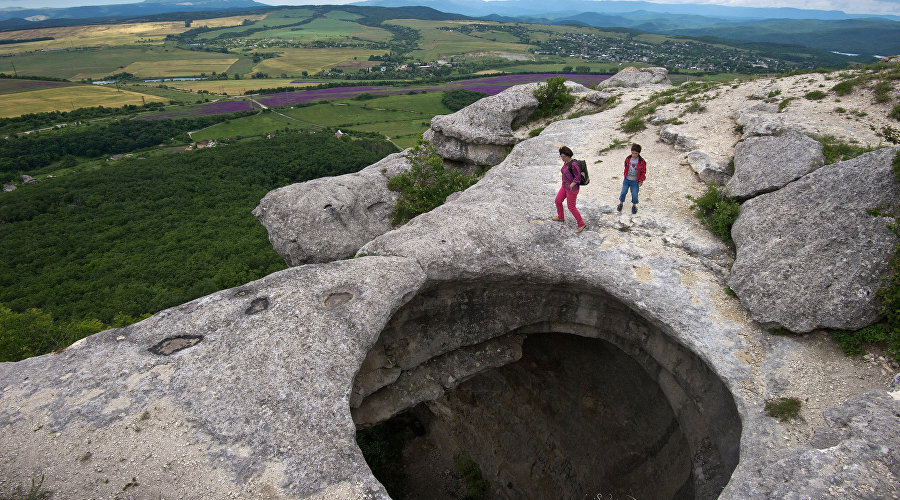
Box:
[559,146,574,157]
[631,143,642,153]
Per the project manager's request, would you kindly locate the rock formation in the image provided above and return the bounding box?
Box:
[253,152,409,266]
[2,65,899,499]
[729,147,899,332]
[687,150,731,184]
[598,66,670,88]
[726,133,824,200]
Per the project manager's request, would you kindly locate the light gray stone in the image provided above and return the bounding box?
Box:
[252,152,409,266]
[423,83,540,167]
[751,85,780,100]
[726,133,825,200]
[659,124,698,150]
[726,391,900,499]
[1,183,15,192]
[687,149,731,184]
[597,66,670,88]
[21,174,35,184]
[729,147,900,332]
[580,89,615,106]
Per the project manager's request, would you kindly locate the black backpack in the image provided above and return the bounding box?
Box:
[569,159,590,186]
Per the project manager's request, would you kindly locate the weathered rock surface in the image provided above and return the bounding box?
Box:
[2,69,899,499]
[729,147,900,332]
[687,149,731,184]
[728,391,900,499]
[598,66,670,88]
[423,83,539,167]
[660,123,699,150]
[750,85,780,100]
[1,183,14,192]
[726,133,824,200]
[252,152,409,266]
[21,174,35,184]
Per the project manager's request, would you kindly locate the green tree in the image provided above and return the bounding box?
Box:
[387,140,481,225]
[532,76,575,119]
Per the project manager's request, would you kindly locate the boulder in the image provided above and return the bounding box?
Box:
[21,174,35,184]
[728,391,900,499]
[726,133,825,200]
[729,147,900,332]
[252,152,409,266]
[597,66,670,88]
[423,83,540,167]
[687,150,731,184]
[659,124,698,150]
[1,183,15,192]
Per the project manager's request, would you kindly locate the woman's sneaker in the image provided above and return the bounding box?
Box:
[631,205,638,214]
[616,203,623,212]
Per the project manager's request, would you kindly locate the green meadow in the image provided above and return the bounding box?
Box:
[191,92,452,148]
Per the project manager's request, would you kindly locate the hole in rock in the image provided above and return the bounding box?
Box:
[245,297,269,315]
[324,291,354,307]
[148,335,203,356]
[352,282,741,500]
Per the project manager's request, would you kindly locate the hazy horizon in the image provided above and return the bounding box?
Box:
[0,0,898,16]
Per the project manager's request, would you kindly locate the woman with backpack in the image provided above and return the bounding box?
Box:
[552,146,586,233]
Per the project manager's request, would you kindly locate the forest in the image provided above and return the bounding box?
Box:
[0,132,398,361]
[0,112,258,180]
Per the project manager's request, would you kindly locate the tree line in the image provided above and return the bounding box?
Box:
[0,132,398,361]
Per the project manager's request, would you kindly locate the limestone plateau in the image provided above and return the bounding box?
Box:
[2,65,899,499]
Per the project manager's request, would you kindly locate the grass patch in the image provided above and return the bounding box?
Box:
[529,126,545,137]
[387,139,482,225]
[455,454,488,500]
[764,397,803,422]
[831,79,857,96]
[804,90,826,100]
[621,116,646,133]
[814,135,876,164]
[873,81,893,103]
[891,105,900,121]
[688,184,740,247]
[2,475,52,500]
[778,97,795,112]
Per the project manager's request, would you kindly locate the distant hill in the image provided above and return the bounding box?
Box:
[353,0,900,21]
[0,0,266,23]
[354,0,900,57]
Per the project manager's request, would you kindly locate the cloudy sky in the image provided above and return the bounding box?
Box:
[0,0,898,16]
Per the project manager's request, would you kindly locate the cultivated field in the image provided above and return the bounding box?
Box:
[0,22,189,54]
[247,17,392,43]
[0,79,75,94]
[196,9,314,40]
[251,47,388,76]
[190,112,305,141]
[190,91,451,147]
[386,20,534,61]
[123,57,240,78]
[143,78,318,95]
[0,85,167,117]
[0,46,251,80]
[191,14,267,29]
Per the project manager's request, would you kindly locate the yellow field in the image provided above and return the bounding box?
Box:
[0,22,190,53]
[122,58,239,77]
[251,48,388,76]
[191,14,267,28]
[141,78,318,95]
[0,85,167,117]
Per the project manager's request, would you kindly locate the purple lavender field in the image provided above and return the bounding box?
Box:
[263,73,611,108]
[137,100,256,120]
[139,74,609,118]
[0,79,75,95]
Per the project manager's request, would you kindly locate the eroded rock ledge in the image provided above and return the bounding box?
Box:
[2,67,898,499]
